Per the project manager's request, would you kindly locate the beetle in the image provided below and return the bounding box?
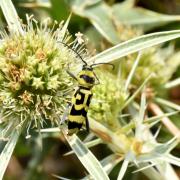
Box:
[59,42,114,135]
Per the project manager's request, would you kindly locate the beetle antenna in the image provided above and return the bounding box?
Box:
[58,41,87,65]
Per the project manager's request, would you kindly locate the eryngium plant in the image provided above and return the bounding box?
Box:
[0,15,91,137]
[0,0,180,180]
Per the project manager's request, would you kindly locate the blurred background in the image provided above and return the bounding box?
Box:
[1,0,180,179]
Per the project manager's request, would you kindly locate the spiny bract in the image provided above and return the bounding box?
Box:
[122,46,180,89]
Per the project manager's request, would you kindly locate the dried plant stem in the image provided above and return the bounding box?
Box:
[148,102,180,138]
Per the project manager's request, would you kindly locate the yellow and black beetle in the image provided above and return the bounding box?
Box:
[60,42,114,135]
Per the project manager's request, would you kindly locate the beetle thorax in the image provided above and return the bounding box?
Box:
[77,69,95,88]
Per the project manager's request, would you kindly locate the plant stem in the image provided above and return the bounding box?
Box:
[148,102,180,138]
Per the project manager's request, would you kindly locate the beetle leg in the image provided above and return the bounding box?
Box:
[66,69,78,81]
[93,71,100,85]
[85,116,89,133]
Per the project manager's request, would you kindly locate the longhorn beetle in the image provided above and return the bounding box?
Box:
[60,42,114,135]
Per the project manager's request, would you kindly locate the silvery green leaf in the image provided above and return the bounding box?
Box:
[0,129,20,180]
[82,154,122,180]
[165,78,180,89]
[136,137,179,164]
[65,134,110,180]
[57,14,72,41]
[101,154,122,175]
[163,155,180,167]
[135,87,146,139]
[64,138,102,156]
[40,127,60,133]
[156,162,179,180]
[121,111,178,134]
[70,0,120,44]
[125,51,142,91]
[117,158,129,180]
[87,30,180,65]
[133,162,157,173]
[155,98,180,111]
[154,136,179,154]
[52,174,72,180]
[121,74,152,110]
[139,87,146,124]
[146,111,179,124]
[136,163,163,180]
[113,3,180,31]
[0,0,24,34]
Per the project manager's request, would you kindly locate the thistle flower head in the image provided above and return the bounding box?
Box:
[89,70,128,131]
[0,16,88,132]
[123,46,178,90]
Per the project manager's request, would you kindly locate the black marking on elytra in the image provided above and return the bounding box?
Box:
[73,88,81,97]
[86,94,92,107]
[70,105,87,117]
[79,86,91,90]
[68,121,82,130]
[70,105,83,116]
[82,108,87,117]
[85,116,89,132]
[75,92,85,105]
